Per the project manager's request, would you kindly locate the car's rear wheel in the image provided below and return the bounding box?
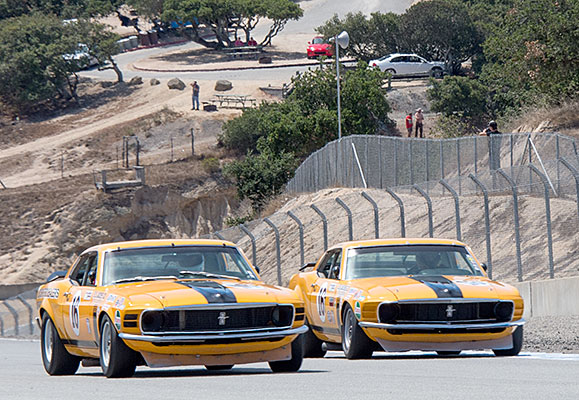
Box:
[303,319,327,358]
[493,326,524,357]
[385,68,396,76]
[205,365,234,371]
[341,306,373,359]
[269,334,304,373]
[41,313,81,375]
[437,351,461,356]
[431,68,444,78]
[99,315,138,378]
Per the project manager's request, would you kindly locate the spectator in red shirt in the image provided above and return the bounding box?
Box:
[405,113,413,137]
[248,37,258,46]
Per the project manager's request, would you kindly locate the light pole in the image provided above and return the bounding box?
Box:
[334,31,349,140]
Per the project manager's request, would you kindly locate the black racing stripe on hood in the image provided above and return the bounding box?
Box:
[177,280,237,303]
[410,276,463,298]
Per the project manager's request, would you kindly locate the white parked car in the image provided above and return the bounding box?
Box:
[369,53,445,78]
[63,44,99,70]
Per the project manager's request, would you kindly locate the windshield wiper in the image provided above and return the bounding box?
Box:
[110,275,178,285]
[179,270,242,281]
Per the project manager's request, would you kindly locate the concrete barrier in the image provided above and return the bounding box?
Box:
[0,283,42,300]
[513,276,579,319]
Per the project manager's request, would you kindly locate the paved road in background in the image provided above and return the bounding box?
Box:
[2,339,579,400]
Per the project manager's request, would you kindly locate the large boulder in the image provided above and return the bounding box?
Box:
[128,76,143,85]
[215,80,233,91]
[167,78,185,90]
[150,78,160,86]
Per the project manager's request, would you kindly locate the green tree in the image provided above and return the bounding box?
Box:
[399,0,482,73]
[317,12,401,61]
[427,76,488,119]
[0,0,122,20]
[224,143,297,210]
[481,0,579,112]
[162,0,302,48]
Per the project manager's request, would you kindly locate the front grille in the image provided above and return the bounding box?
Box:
[379,301,513,324]
[142,305,294,333]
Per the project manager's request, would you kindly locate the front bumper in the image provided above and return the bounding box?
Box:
[359,319,525,332]
[119,325,308,343]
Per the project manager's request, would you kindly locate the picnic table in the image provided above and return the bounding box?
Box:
[225,45,264,60]
[210,94,257,109]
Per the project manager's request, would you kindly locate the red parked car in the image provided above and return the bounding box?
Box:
[307,36,333,59]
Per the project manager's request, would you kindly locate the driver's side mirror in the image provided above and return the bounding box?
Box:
[299,262,316,272]
[481,263,488,272]
[308,41,311,44]
[253,265,260,274]
[46,270,67,283]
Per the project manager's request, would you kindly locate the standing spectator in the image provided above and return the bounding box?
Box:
[480,120,502,170]
[405,112,413,137]
[414,108,424,138]
[190,81,200,110]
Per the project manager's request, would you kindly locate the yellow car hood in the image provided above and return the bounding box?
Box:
[355,275,503,301]
[110,279,290,308]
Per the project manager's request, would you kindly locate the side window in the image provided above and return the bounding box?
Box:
[317,251,337,278]
[82,254,98,287]
[329,251,342,280]
[391,57,402,63]
[69,254,91,285]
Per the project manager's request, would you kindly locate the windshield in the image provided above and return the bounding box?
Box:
[312,37,325,44]
[344,245,483,280]
[102,246,258,285]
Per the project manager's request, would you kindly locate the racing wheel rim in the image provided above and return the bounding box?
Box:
[43,318,54,362]
[343,308,355,352]
[100,320,112,369]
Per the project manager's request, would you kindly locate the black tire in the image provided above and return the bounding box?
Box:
[40,313,81,375]
[385,68,396,76]
[493,326,524,357]
[269,334,304,373]
[341,306,374,359]
[205,365,234,371]
[99,315,138,378]
[303,320,327,358]
[431,68,444,78]
[437,350,461,356]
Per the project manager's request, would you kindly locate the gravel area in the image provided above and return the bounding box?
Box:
[523,316,579,353]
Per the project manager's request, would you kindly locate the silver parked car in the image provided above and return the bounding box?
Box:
[369,53,445,78]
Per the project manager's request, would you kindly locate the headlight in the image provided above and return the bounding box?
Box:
[494,302,513,322]
[271,305,293,327]
[378,303,400,323]
[308,47,314,51]
[141,311,164,332]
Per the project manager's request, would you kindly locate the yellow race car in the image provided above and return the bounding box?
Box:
[36,239,306,377]
[289,238,524,359]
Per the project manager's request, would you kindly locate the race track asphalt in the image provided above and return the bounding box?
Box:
[2,339,579,400]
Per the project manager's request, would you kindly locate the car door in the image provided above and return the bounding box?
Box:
[60,252,98,348]
[308,250,342,339]
[409,55,430,75]
[389,56,407,74]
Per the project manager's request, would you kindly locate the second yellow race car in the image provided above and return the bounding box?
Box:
[289,238,524,359]
[37,239,306,377]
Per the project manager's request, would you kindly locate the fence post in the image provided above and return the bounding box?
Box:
[496,169,523,282]
[425,140,430,188]
[264,218,282,285]
[0,313,4,336]
[469,174,493,279]
[311,205,328,251]
[16,296,34,335]
[361,192,380,239]
[456,140,462,194]
[439,179,462,241]
[409,140,414,184]
[413,184,434,238]
[474,136,478,176]
[385,187,406,237]
[287,211,305,267]
[0,179,6,189]
[239,224,257,267]
[213,232,226,240]
[3,301,19,336]
[558,158,579,222]
[528,164,555,279]
[336,197,353,241]
[556,134,560,195]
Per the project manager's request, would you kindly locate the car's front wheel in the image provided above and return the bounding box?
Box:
[41,313,81,375]
[269,335,304,373]
[431,68,444,78]
[341,306,373,359]
[493,326,523,357]
[99,315,138,378]
[303,319,327,358]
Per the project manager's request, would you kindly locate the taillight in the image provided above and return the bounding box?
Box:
[372,63,377,67]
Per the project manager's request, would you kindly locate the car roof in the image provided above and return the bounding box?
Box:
[330,238,467,251]
[82,239,237,254]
